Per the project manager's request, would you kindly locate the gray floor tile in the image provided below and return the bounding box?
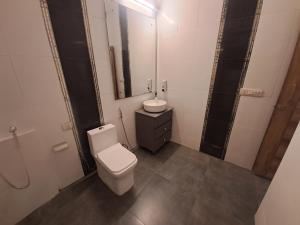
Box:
[156,147,209,193]
[132,163,156,196]
[17,142,269,225]
[187,195,247,225]
[113,212,145,225]
[129,174,195,225]
[134,148,164,172]
[133,142,179,173]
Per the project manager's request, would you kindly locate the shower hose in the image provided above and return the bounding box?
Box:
[0,127,31,189]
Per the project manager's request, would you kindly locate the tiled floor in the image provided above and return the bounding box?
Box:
[18,142,269,225]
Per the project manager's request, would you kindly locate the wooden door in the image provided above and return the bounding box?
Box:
[253,35,300,179]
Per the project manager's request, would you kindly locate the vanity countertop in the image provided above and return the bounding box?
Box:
[135,107,173,118]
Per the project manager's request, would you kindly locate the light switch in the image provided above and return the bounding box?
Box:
[240,88,264,97]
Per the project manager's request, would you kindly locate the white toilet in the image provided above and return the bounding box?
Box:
[87,124,138,195]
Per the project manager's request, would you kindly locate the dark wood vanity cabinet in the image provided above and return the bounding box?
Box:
[135,107,173,152]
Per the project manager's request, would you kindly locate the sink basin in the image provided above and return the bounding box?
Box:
[143,99,167,113]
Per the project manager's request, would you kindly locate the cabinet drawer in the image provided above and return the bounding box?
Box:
[153,131,171,150]
[154,110,172,128]
[136,107,173,152]
[154,121,172,138]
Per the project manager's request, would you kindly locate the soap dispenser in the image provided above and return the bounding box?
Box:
[162,80,167,92]
[147,79,152,92]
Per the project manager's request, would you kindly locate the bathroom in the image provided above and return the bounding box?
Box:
[0,0,300,224]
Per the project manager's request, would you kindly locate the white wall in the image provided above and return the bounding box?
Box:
[0,0,84,224]
[157,0,223,149]
[119,0,156,17]
[86,0,154,149]
[225,0,300,169]
[255,123,300,225]
[89,0,300,171]
[157,0,300,171]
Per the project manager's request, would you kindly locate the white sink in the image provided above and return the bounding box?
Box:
[143,99,167,113]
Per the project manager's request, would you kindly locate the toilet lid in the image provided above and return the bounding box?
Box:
[96,143,137,175]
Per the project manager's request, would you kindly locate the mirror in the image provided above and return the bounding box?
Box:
[104,0,157,99]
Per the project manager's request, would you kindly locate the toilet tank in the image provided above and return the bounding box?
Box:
[87,124,118,155]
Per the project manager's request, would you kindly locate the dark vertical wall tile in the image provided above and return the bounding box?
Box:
[60,58,100,127]
[220,17,255,60]
[47,0,83,13]
[226,0,258,20]
[213,60,244,95]
[201,118,230,158]
[205,119,229,147]
[201,0,259,159]
[208,93,236,122]
[48,11,89,59]
[47,0,101,173]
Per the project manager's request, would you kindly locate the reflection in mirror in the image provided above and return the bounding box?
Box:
[105,0,157,99]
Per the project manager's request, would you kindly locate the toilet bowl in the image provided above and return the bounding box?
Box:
[87,124,137,195]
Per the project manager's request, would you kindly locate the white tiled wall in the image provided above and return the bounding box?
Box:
[225,0,300,169]
[0,0,84,224]
[87,0,300,171]
[157,0,300,170]
[86,0,154,149]
[157,0,223,150]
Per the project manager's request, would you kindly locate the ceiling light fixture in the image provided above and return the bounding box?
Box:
[134,0,157,11]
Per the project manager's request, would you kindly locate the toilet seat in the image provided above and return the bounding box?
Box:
[96,143,137,177]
